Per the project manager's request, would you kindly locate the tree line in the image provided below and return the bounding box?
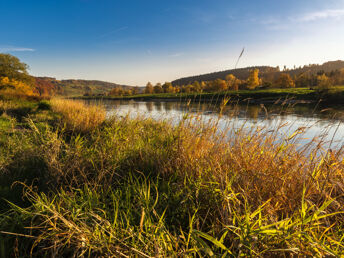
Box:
[111,68,344,97]
[1,53,344,98]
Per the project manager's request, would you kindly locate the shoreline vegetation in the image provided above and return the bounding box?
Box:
[72,61,344,107]
[74,86,344,107]
[0,98,344,256]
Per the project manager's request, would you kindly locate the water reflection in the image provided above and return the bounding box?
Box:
[154,102,162,111]
[164,102,173,112]
[85,99,344,149]
[145,102,153,112]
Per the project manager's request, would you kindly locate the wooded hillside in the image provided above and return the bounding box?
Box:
[36,77,137,96]
[172,61,344,86]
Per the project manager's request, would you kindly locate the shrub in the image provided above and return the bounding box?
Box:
[37,100,51,110]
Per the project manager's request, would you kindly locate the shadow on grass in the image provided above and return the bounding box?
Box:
[0,155,49,212]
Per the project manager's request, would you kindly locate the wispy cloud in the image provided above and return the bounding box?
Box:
[294,9,344,22]
[99,26,128,38]
[168,52,184,58]
[0,46,35,52]
[260,9,344,31]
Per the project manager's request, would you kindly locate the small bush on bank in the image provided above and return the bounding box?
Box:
[37,100,51,111]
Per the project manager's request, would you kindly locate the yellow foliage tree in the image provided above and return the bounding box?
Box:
[247,69,260,90]
[109,87,124,96]
[317,74,332,91]
[276,73,295,88]
[0,76,35,96]
[225,74,239,90]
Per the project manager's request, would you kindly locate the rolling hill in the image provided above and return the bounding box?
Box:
[36,77,138,96]
[172,60,344,86]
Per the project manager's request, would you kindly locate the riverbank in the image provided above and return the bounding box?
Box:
[77,86,344,106]
[0,98,343,256]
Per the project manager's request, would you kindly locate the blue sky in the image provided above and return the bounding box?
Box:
[1,0,344,85]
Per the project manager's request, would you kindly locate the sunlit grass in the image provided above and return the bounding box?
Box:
[51,98,105,132]
[0,99,343,256]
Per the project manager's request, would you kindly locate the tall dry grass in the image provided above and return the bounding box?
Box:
[50,98,105,132]
[0,99,343,256]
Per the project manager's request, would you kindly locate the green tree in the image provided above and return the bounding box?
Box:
[162,82,174,93]
[153,83,163,93]
[0,53,34,85]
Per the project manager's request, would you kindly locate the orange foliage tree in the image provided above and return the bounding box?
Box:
[34,78,57,96]
[0,76,35,96]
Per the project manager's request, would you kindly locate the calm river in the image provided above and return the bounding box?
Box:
[86,99,344,150]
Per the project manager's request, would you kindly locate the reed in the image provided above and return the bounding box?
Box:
[0,99,343,256]
[50,98,105,132]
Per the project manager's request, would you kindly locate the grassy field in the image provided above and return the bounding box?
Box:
[78,86,344,106]
[0,98,343,256]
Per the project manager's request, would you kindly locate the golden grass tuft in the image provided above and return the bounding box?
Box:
[166,118,344,218]
[50,99,105,132]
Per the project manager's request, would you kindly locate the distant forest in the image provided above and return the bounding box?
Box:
[132,60,344,96]
[172,60,344,86]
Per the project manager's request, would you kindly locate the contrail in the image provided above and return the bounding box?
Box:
[234,47,245,69]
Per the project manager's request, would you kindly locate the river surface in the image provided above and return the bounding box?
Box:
[86,99,344,150]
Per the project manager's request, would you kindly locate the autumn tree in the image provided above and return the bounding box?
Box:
[203,81,212,92]
[0,53,34,85]
[295,73,311,87]
[0,53,37,97]
[181,85,192,93]
[215,79,228,91]
[109,87,124,96]
[225,74,239,90]
[317,74,332,91]
[276,73,295,88]
[328,68,344,85]
[192,81,202,92]
[34,78,57,96]
[246,69,260,90]
[125,89,133,95]
[153,83,163,93]
[200,81,206,90]
[145,82,154,94]
[162,82,174,93]
[0,77,35,96]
